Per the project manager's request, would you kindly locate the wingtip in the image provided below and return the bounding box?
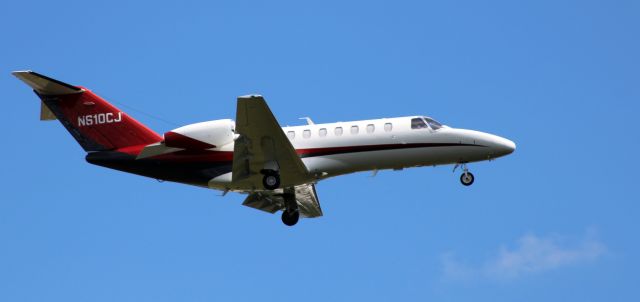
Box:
[11,70,33,77]
[238,94,264,99]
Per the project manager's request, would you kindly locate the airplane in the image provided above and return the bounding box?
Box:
[13,71,516,226]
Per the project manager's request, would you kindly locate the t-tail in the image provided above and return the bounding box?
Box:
[13,71,162,152]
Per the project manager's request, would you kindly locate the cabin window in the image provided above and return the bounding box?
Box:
[411,118,428,129]
[287,131,295,139]
[351,125,359,135]
[319,128,327,137]
[303,129,311,138]
[384,123,393,132]
[366,124,375,134]
[335,127,343,136]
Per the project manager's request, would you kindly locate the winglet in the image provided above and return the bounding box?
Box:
[12,70,84,95]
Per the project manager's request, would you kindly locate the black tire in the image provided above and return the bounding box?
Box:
[262,173,280,190]
[460,172,475,186]
[281,210,300,226]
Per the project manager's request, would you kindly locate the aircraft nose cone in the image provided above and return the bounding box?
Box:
[493,136,516,156]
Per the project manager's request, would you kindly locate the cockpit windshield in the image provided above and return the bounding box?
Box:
[423,117,443,130]
[411,116,445,130]
[411,118,429,129]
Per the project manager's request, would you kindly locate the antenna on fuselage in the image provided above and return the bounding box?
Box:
[299,117,315,125]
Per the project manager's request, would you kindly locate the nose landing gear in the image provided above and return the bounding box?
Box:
[454,163,475,186]
[460,171,475,186]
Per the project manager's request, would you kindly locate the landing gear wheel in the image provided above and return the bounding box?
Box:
[262,172,280,190]
[460,172,475,186]
[281,210,299,226]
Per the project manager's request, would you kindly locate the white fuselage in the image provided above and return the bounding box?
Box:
[208,116,515,191]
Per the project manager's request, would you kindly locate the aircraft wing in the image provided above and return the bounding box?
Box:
[232,95,309,189]
[242,183,323,218]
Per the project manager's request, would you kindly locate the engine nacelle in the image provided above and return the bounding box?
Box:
[164,119,235,150]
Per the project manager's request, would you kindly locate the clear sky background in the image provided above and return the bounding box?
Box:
[1,0,638,301]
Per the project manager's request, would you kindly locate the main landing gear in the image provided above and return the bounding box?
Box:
[281,192,299,226]
[261,169,280,190]
[454,163,475,186]
[260,170,299,226]
[281,209,300,226]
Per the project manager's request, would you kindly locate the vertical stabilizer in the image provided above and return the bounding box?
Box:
[13,71,162,151]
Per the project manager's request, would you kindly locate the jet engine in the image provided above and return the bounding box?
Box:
[163,119,235,150]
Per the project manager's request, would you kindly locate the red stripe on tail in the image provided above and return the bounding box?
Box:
[42,88,162,151]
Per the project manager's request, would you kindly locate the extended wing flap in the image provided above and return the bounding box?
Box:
[242,193,283,214]
[294,183,323,218]
[241,183,323,218]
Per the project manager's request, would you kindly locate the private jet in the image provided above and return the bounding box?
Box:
[13,71,515,226]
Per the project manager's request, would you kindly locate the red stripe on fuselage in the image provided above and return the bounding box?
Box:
[296,142,482,158]
[115,142,483,163]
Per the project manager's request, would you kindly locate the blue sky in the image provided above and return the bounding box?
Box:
[1,0,638,301]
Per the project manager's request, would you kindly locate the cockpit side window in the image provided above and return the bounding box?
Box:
[411,118,428,129]
[424,117,443,130]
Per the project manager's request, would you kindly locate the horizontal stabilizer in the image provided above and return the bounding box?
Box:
[136,142,182,159]
[12,70,83,95]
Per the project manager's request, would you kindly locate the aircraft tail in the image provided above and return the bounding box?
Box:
[13,71,162,152]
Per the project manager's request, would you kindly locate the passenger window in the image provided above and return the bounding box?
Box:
[303,129,311,138]
[351,125,359,135]
[319,128,327,137]
[287,131,295,139]
[335,127,343,136]
[411,118,428,129]
[366,124,375,134]
[384,123,393,132]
